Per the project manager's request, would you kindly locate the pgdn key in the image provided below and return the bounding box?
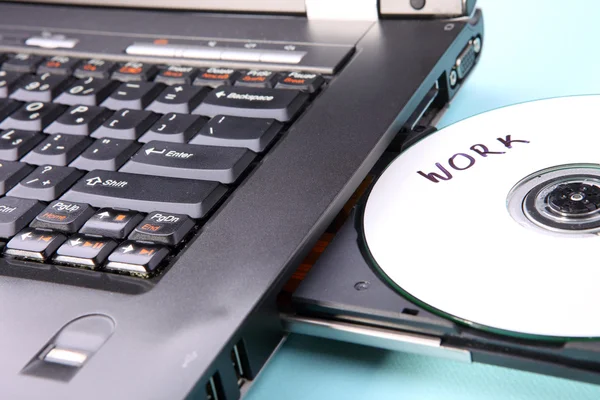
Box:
[61,170,227,218]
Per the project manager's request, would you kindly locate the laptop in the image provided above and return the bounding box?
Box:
[0,0,483,398]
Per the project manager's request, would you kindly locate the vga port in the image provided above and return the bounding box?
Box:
[455,37,480,80]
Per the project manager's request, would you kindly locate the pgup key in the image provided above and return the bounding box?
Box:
[30,200,95,233]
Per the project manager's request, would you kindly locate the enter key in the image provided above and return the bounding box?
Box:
[120,141,256,184]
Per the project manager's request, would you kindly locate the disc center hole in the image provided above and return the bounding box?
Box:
[570,193,585,201]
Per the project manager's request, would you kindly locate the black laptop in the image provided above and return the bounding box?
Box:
[0,0,483,398]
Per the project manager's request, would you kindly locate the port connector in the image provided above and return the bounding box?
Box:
[455,36,481,80]
[230,340,249,388]
[205,374,224,400]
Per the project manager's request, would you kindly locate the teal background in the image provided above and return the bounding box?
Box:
[245,1,600,399]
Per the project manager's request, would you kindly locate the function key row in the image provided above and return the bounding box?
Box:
[0,54,325,91]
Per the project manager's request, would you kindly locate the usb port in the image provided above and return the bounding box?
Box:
[205,374,223,400]
[230,340,249,387]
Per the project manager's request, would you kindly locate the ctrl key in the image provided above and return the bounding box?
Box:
[4,228,66,261]
[0,197,45,238]
[106,241,169,278]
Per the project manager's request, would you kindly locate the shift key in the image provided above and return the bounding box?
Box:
[193,86,308,122]
[61,171,226,218]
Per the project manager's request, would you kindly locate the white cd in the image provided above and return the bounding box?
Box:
[362,95,600,339]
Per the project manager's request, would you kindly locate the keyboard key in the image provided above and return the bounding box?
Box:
[80,208,142,239]
[91,109,158,140]
[0,161,33,194]
[0,129,45,161]
[194,86,308,122]
[121,141,255,184]
[10,73,72,102]
[276,71,324,93]
[155,66,199,85]
[70,138,140,171]
[1,54,44,73]
[193,67,239,88]
[129,211,194,246]
[235,70,278,88]
[74,59,116,79]
[0,101,66,131]
[189,115,282,152]
[21,134,92,166]
[139,113,206,143]
[30,200,95,232]
[0,99,21,123]
[37,56,81,76]
[5,228,66,261]
[0,197,44,238]
[53,234,117,269]
[45,105,112,136]
[62,170,226,218]
[8,165,83,201]
[112,62,158,82]
[55,77,120,106]
[106,241,169,277]
[146,84,209,114]
[101,81,164,110]
[0,70,24,98]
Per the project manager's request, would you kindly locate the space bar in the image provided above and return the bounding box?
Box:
[61,171,227,218]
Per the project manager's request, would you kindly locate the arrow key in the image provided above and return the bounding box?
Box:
[8,165,83,201]
[30,200,95,233]
[54,234,117,269]
[79,208,143,239]
[106,240,169,277]
[5,227,66,261]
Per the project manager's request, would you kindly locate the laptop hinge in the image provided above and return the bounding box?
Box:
[305,0,477,20]
[305,0,379,21]
[379,0,477,18]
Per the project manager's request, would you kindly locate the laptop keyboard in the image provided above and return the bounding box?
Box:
[0,53,325,283]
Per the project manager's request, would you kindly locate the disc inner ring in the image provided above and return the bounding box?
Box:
[507,164,600,235]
